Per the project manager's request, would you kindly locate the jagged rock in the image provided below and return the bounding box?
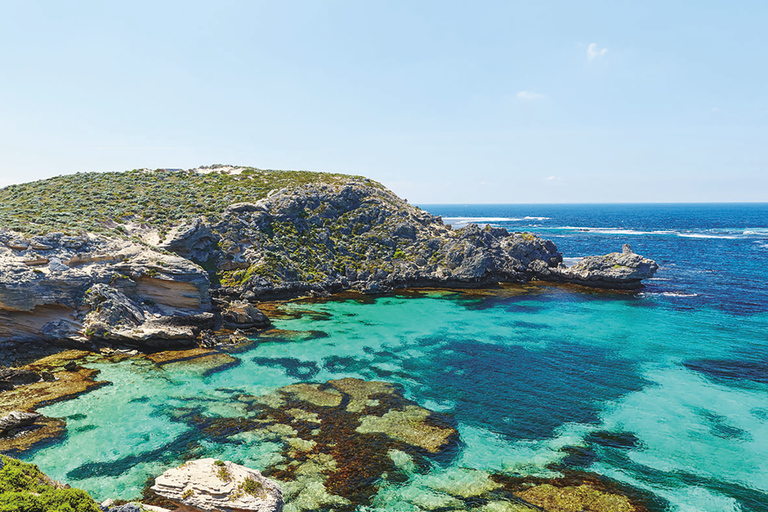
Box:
[0,368,42,388]
[550,244,659,289]
[160,218,220,261]
[0,411,41,435]
[105,504,141,512]
[48,257,69,272]
[84,284,146,331]
[199,329,218,348]
[151,458,283,512]
[221,301,271,329]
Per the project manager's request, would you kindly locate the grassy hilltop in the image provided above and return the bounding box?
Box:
[0,165,370,236]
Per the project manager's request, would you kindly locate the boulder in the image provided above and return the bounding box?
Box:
[0,411,41,436]
[221,301,270,329]
[0,368,42,389]
[151,458,283,512]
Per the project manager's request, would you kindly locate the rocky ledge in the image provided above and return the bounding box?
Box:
[0,167,658,350]
[152,458,283,512]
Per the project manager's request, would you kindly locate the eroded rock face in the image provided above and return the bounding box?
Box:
[151,458,283,512]
[0,231,211,347]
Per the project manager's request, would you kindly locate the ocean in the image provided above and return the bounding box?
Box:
[22,203,768,511]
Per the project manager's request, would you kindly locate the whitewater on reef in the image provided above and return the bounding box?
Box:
[20,203,768,512]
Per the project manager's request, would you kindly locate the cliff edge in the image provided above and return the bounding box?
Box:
[0,166,658,349]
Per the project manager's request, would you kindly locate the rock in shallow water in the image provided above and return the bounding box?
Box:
[151,458,283,512]
[0,411,41,435]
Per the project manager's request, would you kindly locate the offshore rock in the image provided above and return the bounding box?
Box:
[151,458,283,512]
[548,244,659,289]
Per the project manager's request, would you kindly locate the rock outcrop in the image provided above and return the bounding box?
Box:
[0,411,41,436]
[0,230,211,348]
[0,168,658,348]
[548,244,660,289]
[151,458,283,512]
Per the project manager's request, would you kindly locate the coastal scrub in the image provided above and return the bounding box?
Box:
[0,455,100,512]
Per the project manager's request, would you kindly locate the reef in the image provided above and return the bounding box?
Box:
[0,350,106,454]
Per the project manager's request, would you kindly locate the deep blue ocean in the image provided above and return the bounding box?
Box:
[427,203,768,315]
[24,203,768,512]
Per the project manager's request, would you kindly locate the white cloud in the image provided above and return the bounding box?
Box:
[545,176,565,185]
[516,91,544,101]
[587,43,608,61]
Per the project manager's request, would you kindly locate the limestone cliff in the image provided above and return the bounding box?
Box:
[0,166,658,348]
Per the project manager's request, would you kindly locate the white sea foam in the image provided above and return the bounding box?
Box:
[553,226,753,240]
[640,291,698,298]
[555,226,674,235]
[442,216,551,228]
[661,292,698,297]
[678,233,738,239]
[442,217,525,223]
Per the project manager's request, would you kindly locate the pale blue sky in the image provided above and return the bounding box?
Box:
[1,1,766,202]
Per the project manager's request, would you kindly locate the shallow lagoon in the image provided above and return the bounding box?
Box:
[25,286,768,511]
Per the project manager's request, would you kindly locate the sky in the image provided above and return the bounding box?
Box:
[1,1,766,203]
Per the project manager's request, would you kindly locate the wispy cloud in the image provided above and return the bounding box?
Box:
[545,176,565,185]
[516,91,544,101]
[587,43,608,61]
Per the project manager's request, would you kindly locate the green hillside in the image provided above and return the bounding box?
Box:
[0,166,365,236]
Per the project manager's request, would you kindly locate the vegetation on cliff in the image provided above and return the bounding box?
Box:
[0,165,372,236]
[0,455,100,512]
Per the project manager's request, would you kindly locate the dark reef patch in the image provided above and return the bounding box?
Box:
[684,358,768,385]
[252,357,320,380]
[403,339,646,440]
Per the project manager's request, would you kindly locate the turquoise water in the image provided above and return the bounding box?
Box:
[22,203,768,511]
[26,288,768,511]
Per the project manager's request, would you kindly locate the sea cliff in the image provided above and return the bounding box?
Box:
[0,166,657,350]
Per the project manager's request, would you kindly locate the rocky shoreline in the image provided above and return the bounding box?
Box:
[0,167,658,352]
[0,167,661,511]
